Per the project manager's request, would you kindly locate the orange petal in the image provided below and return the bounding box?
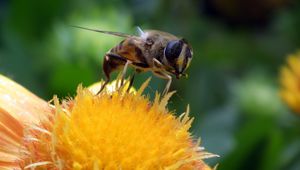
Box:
[0,108,23,168]
[0,74,52,167]
[0,74,52,124]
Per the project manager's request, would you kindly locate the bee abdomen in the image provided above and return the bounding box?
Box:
[111,39,148,65]
[133,46,147,64]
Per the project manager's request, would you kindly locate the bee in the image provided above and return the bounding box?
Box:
[72,26,193,95]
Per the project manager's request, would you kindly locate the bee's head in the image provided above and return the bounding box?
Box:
[164,39,193,79]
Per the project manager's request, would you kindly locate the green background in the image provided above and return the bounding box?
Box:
[1,0,300,169]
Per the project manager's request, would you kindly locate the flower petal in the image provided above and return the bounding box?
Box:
[0,74,52,168]
[0,74,52,124]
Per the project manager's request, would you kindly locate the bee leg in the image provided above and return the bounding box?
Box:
[162,74,172,96]
[97,78,110,95]
[153,70,172,96]
[120,60,132,86]
[152,59,173,95]
[97,56,112,95]
[97,53,126,94]
[153,58,164,69]
[105,53,127,62]
[127,71,136,92]
[103,52,131,87]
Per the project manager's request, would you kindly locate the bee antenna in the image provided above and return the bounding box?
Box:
[70,25,133,38]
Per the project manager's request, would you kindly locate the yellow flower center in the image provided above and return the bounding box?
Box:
[50,81,209,169]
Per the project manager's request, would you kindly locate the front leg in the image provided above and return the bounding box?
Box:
[162,73,172,96]
[153,58,164,69]
[152,58,173,95]
[153,70,172,96]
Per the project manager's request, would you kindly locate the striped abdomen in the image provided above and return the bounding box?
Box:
[110,39,148,65]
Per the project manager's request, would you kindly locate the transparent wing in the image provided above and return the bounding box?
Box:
[71,25,135,38]
[136,26,145,37]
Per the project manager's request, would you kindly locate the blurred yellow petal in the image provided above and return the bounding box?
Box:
[280,90,300,113]
[287,53,300,76]
[279,67,299,92]
[279,52,300,115]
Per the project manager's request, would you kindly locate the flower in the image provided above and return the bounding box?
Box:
[0,74,217,169]
[279,51,300,114]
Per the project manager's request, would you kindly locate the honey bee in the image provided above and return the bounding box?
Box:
[72,26,193,95]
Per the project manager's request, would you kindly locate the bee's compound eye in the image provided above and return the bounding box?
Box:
[185,47,192,59]
[164,40,183,62]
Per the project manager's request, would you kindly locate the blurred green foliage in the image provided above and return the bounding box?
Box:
[1,0,300,169]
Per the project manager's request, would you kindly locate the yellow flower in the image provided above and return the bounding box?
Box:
[279,51,300,114]
[0,74,217,170]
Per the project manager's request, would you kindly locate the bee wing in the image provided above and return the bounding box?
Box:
[71,25,135,38]
[136,26,145,37]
